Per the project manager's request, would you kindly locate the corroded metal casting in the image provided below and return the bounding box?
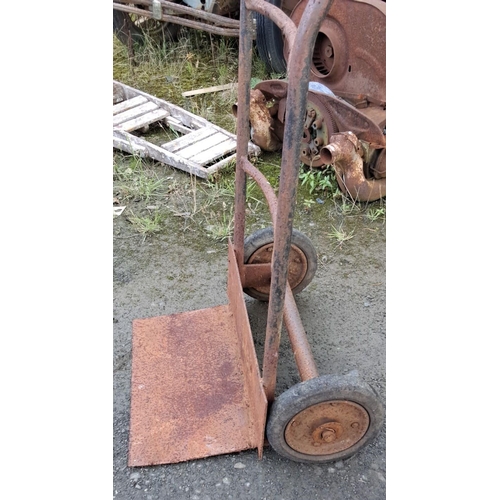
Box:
[284,400,370,455]
[285,0,386,106]
[236,78,386,201]
[320,131,386,201]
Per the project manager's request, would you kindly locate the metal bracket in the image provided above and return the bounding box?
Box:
[152,0,162,20]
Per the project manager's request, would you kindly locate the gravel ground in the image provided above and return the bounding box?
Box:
[113,196,386,500]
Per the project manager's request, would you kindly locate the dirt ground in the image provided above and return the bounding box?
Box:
[113,164,386,499]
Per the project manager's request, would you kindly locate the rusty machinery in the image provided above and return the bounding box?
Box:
[245,0,386,201]
[128,0,384,468]
[113,0,386,201]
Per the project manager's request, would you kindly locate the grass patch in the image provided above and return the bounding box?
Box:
[113,28,386,244]
[113,154,165,203]
[328,224,355,246]
[127,210,166,239]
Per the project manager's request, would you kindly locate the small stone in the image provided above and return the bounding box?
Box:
[328,467,335,473]
[234,462,246,469]
[129,472,140,482]
[135,484,141,489]
[335,460,344,469]
[222,477,231,485]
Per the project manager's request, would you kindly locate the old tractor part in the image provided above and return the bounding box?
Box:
[321,131,385,201]
[237,78,386,200]
[284,0,386,107]
[113,0,241,43]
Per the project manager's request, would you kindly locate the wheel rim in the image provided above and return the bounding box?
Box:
[284,400,369,455]
[247,243,308,295]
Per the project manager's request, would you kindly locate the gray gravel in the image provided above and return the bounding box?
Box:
[113,198,386,499]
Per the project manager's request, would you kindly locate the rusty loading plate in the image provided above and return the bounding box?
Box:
[129,304,261,466]
[284,400,369,455]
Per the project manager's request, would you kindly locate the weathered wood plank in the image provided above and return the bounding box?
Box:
[179,132,233,160]
[161,127,216,153]
[114,81,231,135]
[182,83,236,98]
[205,154,238,175]
[113,101,159,126]
[113,95,148,115]
[165,117,196,135]
[113,130,209,178]
[189,137,237,165]
[116,108,169,132]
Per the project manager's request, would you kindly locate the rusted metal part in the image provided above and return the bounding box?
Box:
[113,0,241,37]
[255,0,335,402]
[253,79,385,150]
[246,0,298,52]
[320,131,386,201]
[227,240,268,459]
[284,0,386,106]
[245,89,282,152]
[284,400,369,455]
[244,241,308,294]
[283,283,319,381]
[128,243,267,466]
[233,2,254,269]
[241,158,278,226]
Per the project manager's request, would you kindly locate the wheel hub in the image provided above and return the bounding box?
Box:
[247,243,308,296]
[284,400,369,455]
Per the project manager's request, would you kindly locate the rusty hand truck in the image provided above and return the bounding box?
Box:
[128,0,384,467]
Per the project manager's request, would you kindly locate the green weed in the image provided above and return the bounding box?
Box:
[113,154,164,203]
[366,207,386,222]
[299,167,339,197]
[127,210,165,237]
[328,224,355,245]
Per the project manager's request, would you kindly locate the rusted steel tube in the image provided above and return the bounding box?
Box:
[245,0,298,54]
[241,158,277,226]
[320,132,386,201]
[256,0,335,402]
[113,3,240,36]
[233,4,254,267]
[283,283,319,381]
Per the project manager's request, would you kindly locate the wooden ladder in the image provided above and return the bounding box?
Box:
[113,81,261,178]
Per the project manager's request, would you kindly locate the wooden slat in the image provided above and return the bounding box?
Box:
[113,101,159,126]
[161,127,216,153]
[114,129,209,178]
[188,137,236,165]
[205,154,238,175]
[113,95,148,115]
[178,131,232,160]
[165,117,195,135]
[181,83,236,97]
[116,108,169,132]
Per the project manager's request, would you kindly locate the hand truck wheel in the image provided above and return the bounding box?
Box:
[266,372,384,463]
[243,226,318,301]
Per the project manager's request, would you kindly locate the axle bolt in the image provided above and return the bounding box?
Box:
[321,429,336,442]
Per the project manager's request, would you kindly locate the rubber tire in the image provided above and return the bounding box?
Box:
[255,0,287,75]
[113,9,181,46]
[243,226,317,301]
[266,372,385,463]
